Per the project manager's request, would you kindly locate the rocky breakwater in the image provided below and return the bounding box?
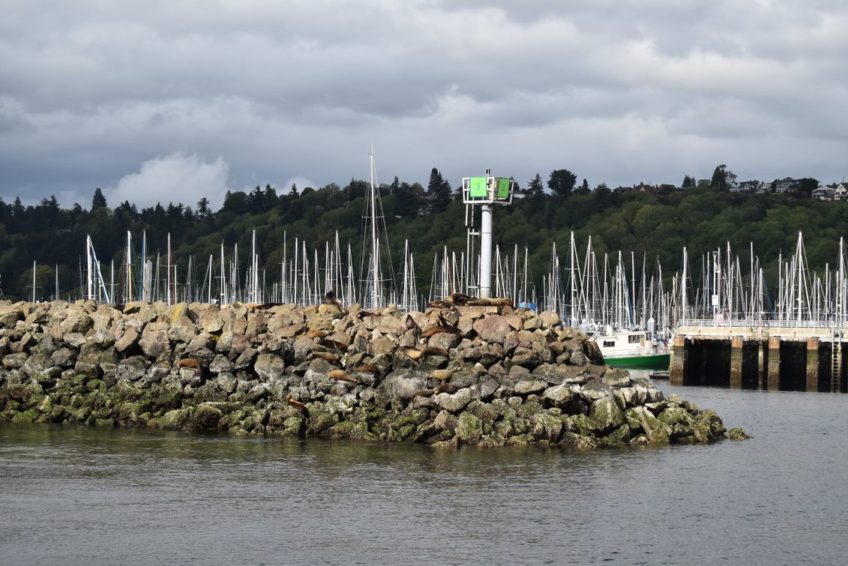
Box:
[0,300,745,448]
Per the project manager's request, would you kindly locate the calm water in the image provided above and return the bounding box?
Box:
[2,380,848,565]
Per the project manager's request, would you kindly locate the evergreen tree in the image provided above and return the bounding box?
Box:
[710,165,733,191]
[92,188,107,210]
[429,168,452,212]
[527,173,544,195]
[197,197,210,217]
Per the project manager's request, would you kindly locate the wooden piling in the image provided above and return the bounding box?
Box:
[730,336,743,389]
[767,337,781,391]
[806,337,819,392]
[670,334,686,386]
[758,341,766,390]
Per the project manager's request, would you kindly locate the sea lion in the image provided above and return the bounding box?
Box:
[307,328,328,340]
[416,383,461,397]
[311,351,339,364]
[286,397,306,410]
[403,348,423,361]
[356,310,380,319]
[353,363,380,375]
[421,325,461,338]
[425,300,454,310]
[405,314,422,341]
[405,314,421,332]
[328,369,357,384]
[435,382,461,395]
[422,346,449,357]
[175,358,201,369]
[449,292,470,306]
[324,290,341,306]
[321,338,348,352]
[429,369,452,381]
[466,297,514,307]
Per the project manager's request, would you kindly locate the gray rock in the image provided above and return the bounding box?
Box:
[210,354,234,374]
[117,356,147,382]
[139,322,169,359]
[472,315,512,344]
[590,396,626,433]
[379,370,428,401]
[514,378,547,395]
[60,312,93,334]
[192,403,223,430]
[480,378,499,400]
[511,347,543,368]
[434,387,474,412]
[179,367,203,387]
[234,346,257,370]
[115,327,140,352]
[254,353,285,382]
[167,315,196,343]
[2,352,28,370]
[428,332,461,351]
[247,383,270,403]
[602,368,631,388]
[542,384,574,405]
[63,332,87,348]
[580,378,613,401]
[216,372,238,394]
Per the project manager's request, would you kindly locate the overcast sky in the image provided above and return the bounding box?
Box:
[1,0,846,209]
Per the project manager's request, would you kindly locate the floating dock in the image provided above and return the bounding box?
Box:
[670,322,845,392]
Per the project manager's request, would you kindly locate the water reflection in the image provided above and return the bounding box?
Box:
[3,385,848,564]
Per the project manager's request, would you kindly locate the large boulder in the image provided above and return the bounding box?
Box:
[379,370,428,401]
[433,387,474,413]
[590,396,626,433]
[472,315,512,345]
[254,353,285,382]
[139,322,169,359]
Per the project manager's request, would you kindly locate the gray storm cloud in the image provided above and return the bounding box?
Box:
[0,0,845,207]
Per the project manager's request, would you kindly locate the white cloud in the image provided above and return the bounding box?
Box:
[111,153,229,210]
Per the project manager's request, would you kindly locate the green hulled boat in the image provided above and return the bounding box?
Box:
[593,329,670,371]
[604,353,670,370]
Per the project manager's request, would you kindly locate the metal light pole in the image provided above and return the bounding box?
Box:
[462,170,514,300]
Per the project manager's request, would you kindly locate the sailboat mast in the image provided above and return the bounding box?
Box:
[369,148,379,308]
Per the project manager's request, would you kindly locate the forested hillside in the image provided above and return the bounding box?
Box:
[1,173,845,301]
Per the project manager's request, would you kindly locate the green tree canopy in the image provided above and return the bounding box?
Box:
[548,169,577,197]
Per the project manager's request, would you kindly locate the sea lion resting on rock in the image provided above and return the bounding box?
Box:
[352,363,380,376]
[328,369,357,384]
[421,325,461,338]
[286,396,306,410]
[175,358,201,369]
[311,351,339,364]
[414,382,462,397]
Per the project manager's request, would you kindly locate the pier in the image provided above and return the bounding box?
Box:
[670,320,845,392]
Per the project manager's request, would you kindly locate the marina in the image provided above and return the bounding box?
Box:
[45,168,848,393]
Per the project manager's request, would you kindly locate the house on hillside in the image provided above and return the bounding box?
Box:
[812,186,835,200]
[773,177,797,193]
[734,180,764,193]
[835,183,848,201]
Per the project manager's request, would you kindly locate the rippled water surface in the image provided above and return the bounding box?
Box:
[2,381,848,565]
